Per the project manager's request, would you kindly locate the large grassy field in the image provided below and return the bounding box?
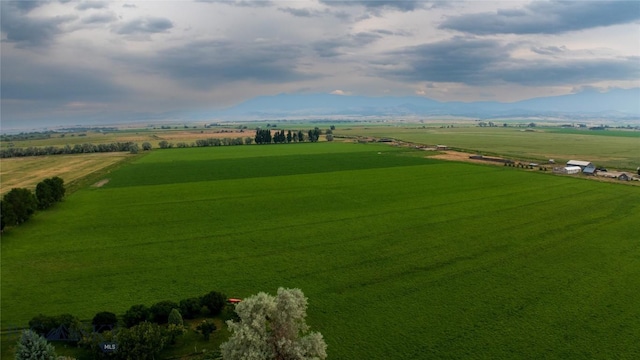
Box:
[2,142,640,359]
[339,125,640,170]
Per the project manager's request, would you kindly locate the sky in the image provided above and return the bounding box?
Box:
[1,0,639,130]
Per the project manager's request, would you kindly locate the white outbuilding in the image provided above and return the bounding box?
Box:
[563,166,582,174]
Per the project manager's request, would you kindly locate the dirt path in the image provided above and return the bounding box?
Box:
[92,179,110,187]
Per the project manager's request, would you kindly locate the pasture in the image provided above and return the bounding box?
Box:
[338,125,640,170]
[2,142,640,359]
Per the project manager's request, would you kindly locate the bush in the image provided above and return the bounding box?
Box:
[179,297,202,319]
[116,322,166,360]
[168,308,183,327]
[123,304,151,328]
[150,300,179,324]
[201,291,226,316]
[15,329,57,360]
[196,320,217,341]
[92,311,117,333]
[28,314,80,338]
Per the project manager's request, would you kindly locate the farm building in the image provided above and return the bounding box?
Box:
[562,166,582,174]
[598,171,631,181]
[566,160,596,174]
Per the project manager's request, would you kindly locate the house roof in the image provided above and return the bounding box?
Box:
[567,160,592,167]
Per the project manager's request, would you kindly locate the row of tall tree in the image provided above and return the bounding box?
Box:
[0,177,65,231]
[255,128,328,144]
[0,142,145,158]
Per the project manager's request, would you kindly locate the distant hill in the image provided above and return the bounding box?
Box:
[214,87,640,120]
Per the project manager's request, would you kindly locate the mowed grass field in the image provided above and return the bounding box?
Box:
[2,142,640,359]
[339,125,640,170]
[0,153,133,196]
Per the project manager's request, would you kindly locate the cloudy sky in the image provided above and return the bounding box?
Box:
[1,0,639,129]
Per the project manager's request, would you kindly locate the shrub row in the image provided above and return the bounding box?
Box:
[1,177,65,231]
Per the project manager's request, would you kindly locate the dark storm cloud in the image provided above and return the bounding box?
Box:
[113,17,173,35]
[387,37,509,84]
[530,45,568,56]
[82,12,117,24]
[138,40,316,89]
[1,55,126,102]
[75,1,109,11]
[279,7,316,17]
[319,0,427,11]
[498,57,640,86]
[440,0,640,35]
[313,32,382,57]
[196,0,273,7]
[0,1,76,47]
[384,37,640,86]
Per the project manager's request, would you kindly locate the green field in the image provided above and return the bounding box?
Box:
[339,125,640,170]
[2,142,640,358]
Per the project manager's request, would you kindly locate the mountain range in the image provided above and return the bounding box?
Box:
[212,87,640,120]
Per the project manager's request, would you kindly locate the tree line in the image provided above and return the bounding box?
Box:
[18,288,326,360]
[1,177,65,231]
[0,142,144,158]
[23,289,228,360]
[255,127,330,144]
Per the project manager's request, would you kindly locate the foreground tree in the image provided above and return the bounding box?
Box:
[15,329,57,360]
[220,287,327,360]
[116,321,165,360]
[1,188,37,229]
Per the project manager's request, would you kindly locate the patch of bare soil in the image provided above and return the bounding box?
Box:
[430,150,505,166]
[92,179,110,187]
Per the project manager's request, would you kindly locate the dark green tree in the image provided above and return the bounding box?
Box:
[116,322,166,360]
[297,130,304,142]
[179,297,202,319]
[287,130,292,143]
[35,181,54,210]
[92,311,118,333]
[2,188,37,227]
[196,320,217,341]
[142,142,152,151]
[201,291,226,316]
[123,304,151,328]
[150,300,179,324]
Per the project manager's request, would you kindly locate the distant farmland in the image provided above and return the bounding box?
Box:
[2,142,639,359]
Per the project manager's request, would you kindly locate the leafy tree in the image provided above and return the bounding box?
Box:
[330,125,335,130]
[92,311,118,333]
[168,308,183,327]
[287,130,292,143]
[35,181,54,210]
[196,320,217,341]
[129,143,139,154]
[142,142,152,151]
[15,329,57,360]
[45,177,65,202]
[326,134,334,142]
[220,288,327,360]
[165,323,186,345]
[116,321,165,360]
[28,314,80,338]
[297,130,304,142]
[179,297,202,319]
[2,188,37,227]
[150,300,179,324]
[202,291,227,316]
[123,304,151,328]
[158,140,172,149]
